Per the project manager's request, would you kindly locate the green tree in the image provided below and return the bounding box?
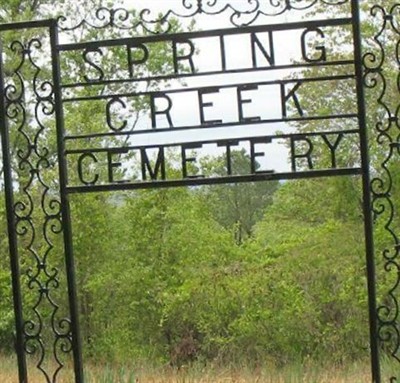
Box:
[200,150,279,244]
[251,177,370,363]
[75,187,236,363]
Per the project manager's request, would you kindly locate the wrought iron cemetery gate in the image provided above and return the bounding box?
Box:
[0,0,399,382]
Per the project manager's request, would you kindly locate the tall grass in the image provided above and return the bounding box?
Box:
[0,354,383,382]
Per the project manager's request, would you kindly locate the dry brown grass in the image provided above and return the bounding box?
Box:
[0,355,373,382]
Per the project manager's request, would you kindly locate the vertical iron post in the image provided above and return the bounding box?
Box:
[0,40,28,383]
[49,21,84,383]
[351,1,381,382]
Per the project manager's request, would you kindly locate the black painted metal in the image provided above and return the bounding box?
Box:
[0,1,396,382]
[350,1,381,381]
[67,168,363,194]
[56,0,350,31]
[50,21,84,383]
[61,60,355,90]
[0,38,28,383]
[0,22,75,383]
[363,3,400,382]
[63,75,356,103]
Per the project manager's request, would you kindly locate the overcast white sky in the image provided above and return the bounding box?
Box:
[115,0,307,172]
[62,1,356,177]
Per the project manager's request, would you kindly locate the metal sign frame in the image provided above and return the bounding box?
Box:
[0,1,397,382]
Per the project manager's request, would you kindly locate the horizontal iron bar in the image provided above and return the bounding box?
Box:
[66,167,363,194]
[65,115,359,141]
[0,19,53,31]
[58,17,353,51]
[63,73,356,103]
[65,128,360,154]
[61,60,355,89]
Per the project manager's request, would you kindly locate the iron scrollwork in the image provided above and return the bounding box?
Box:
[140,0,350,27]
[364,3,400,382]
[0,1,392,382]
[4,33,72,382]
[57,0,350,33]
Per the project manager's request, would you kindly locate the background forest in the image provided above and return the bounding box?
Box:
[0,1,399,382]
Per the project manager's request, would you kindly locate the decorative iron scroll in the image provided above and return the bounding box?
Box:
[0,1,388,382]
[2,27,72,381]
[57,0,350,33]
[364,3,400,382]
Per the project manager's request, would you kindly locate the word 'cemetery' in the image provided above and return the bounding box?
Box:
[60,17,361,191]
[71,132,358,188]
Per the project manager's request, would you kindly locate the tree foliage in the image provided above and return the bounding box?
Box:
[0,0,398,374]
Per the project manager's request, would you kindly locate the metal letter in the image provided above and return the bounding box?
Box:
[237,84,261,123]
[251,31,275,67]
[78,152,99,185]
[83,48,104,82]
[150,93,174,128]
[217,140,240,175]
[290,136,314,171]
[181,144,204,178]
[250,138,274,174]
[301,28,327,63]
[140,147,166,181]
[127,42,149,78]
[107,148,130,183]
[281,82,304,118]
[322,133,344,168]
[106,97,128,132]
[198,87,222,126]
[173,38,195,74]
